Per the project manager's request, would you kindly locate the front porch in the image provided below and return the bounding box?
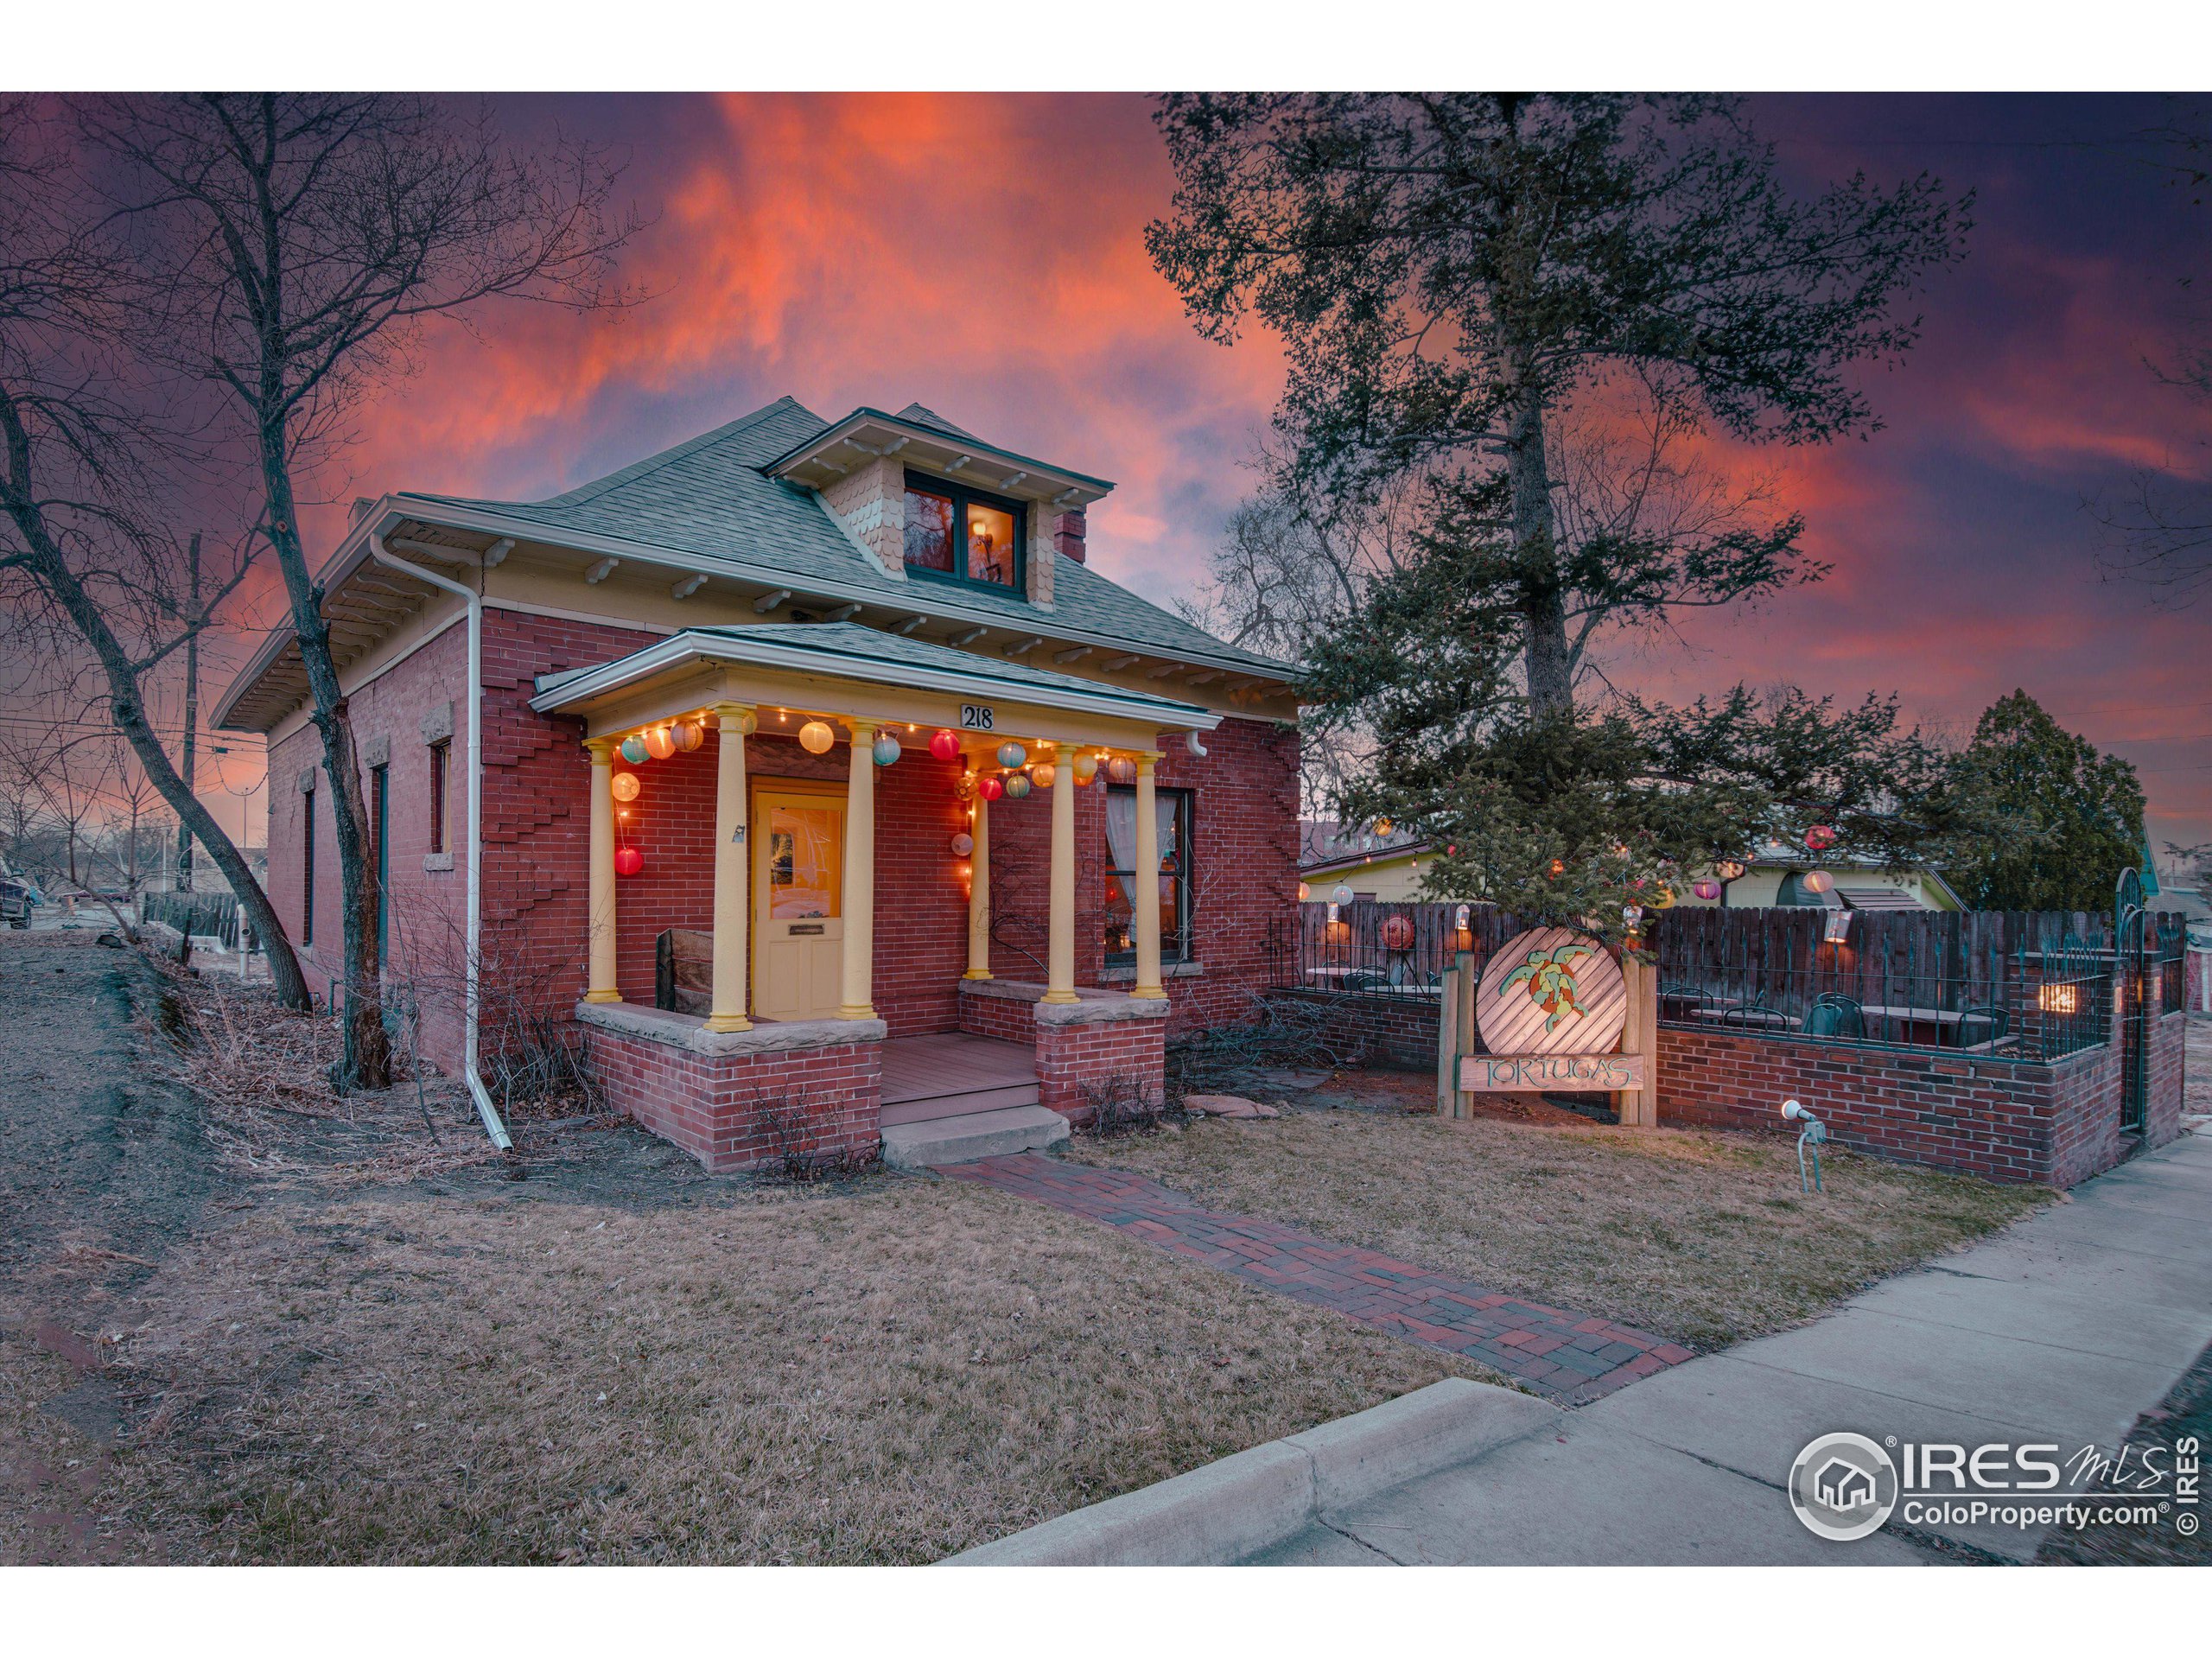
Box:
[539,624,1205,1170]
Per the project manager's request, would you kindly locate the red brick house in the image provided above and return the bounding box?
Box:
[215,398,1303,1169]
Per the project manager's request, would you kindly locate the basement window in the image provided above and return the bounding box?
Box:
[428,739,450,855]
[903,471,1025,593]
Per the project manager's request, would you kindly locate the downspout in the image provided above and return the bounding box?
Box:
[367,531,513,1154]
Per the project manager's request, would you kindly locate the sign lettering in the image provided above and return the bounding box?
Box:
[959,703,995,731]
[1459,1053,1646,1093]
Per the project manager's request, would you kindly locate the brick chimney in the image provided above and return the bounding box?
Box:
[1052,508,1087,564]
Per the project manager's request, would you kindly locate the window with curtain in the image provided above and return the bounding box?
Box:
[1103,785,1191,965]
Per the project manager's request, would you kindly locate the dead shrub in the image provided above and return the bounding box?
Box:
[753,1090,880,1185]
[1073,1072,1178,1140]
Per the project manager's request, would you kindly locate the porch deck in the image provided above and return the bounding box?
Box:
[880,1031,1039,1126]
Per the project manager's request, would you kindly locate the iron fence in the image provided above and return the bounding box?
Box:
[1271,900,1522,997]
[1268,899,2190,1064]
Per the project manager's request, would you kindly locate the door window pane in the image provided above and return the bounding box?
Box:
[966,501,1018,588]
[904,486,955,573]
[766,805,842,919]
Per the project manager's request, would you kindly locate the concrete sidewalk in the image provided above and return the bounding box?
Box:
[1252,1125,2212,1566]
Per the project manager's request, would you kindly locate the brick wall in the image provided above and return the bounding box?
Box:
[266,619,473,1062]
[957,984,1037,1046]
[1036,1014,1167,1120]
[1656,1013,2187,1187]
[1260,987,1440,1071]
[583,1026,881,1173]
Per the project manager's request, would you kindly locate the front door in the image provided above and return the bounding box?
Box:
[753,782,845,1022]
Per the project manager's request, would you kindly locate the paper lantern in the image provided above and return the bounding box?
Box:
[1802,868,1834,894]
[1375,817,1395,837]
[929,728,960,762]
[1074,753,1098,784]
[1297,881,1311,902]
[1105,755,1137,785]
[1650,886,1676,909]
[977,775,1004,802]
[1714,859,1745,882]
[798,720,835,754]
[1804,823,1837,851]
[995,741,1027,769]
[950,831,974,857]
[614,846,644,878]
[1548,859,1566,878]
[1331,883,1354,906]
[872,731,902,766]
[1002,772,1033,799]
[672,720,704,753]
[611,772,641,804]
[953,770,977,803]
[1032,760,1057,789]
[1693,879,1722,900]
[644,726,676,761]
[1380,914,1416,951]
[619,735,648,766]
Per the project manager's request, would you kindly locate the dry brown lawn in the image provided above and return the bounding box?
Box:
[1065,1096,2050,1350]
[92,1172,1484,1564]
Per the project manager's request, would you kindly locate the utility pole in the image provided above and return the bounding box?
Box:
[175,531,200,893]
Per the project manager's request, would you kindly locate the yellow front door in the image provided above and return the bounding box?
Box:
[753,782,845,1022]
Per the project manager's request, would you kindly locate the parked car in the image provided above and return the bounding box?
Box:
[0,876,32,930]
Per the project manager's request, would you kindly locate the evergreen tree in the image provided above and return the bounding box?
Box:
[1949,691,2146,912]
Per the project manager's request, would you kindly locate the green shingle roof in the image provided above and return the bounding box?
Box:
[398,396,1294,679]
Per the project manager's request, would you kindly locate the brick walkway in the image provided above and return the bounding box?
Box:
[938,1154,1694,1406]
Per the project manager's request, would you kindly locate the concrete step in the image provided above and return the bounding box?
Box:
[881,1103,1070,1171]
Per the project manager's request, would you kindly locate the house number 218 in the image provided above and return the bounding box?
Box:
[959,704,995,731]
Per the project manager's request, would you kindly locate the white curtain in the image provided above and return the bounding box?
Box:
[1103,791,1179,928]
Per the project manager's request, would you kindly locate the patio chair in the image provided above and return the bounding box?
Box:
[1803,994,1865,1040]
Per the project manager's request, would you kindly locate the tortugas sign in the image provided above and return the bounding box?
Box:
[1459,1052,1646,1093]
[1468,924,1636,1092]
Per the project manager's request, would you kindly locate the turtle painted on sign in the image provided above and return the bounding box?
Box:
[1500,943,1598,1033]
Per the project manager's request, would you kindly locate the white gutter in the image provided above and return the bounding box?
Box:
[367,531,513,1155]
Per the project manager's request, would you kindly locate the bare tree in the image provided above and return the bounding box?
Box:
[0,97,308,1000]
[78,93,642,1087]
[2094,99,2211,600]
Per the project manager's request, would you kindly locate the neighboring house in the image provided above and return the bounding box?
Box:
[1681,846,1964,913]
[1299,819,1434,903]
[215,397,1304,1170]
[1299,823,1959,913]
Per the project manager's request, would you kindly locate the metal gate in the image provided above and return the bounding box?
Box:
[2115,868,2150,1135]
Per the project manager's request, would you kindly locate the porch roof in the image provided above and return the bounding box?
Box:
[528,621,1222,733]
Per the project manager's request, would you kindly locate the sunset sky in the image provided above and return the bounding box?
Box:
[187,92,2212,867]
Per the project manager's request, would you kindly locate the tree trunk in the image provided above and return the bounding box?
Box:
[256,423,391,1089]
[176,531,200,893]
[1506,384,1575,720]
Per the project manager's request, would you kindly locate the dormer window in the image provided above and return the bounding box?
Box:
[904,471,1025,593]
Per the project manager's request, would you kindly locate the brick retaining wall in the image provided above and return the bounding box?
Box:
[1656,1010,2187,1186]
[580,1017,882,1173]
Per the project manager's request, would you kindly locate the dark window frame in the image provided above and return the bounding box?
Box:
[302,787,315,948]
[1103,784,1193,967]
[901,468,1027,594]
[428,737,451,855]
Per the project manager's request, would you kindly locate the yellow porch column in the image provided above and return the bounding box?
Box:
[838,718,878,1020]
[965,789,992,980]
[1043,741,1078,1004]
[705,702,753,1033]
[1132,751,1167,1000]
[583,737,620,1002]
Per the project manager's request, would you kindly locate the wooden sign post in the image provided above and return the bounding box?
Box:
[1439,925,1662,1127]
